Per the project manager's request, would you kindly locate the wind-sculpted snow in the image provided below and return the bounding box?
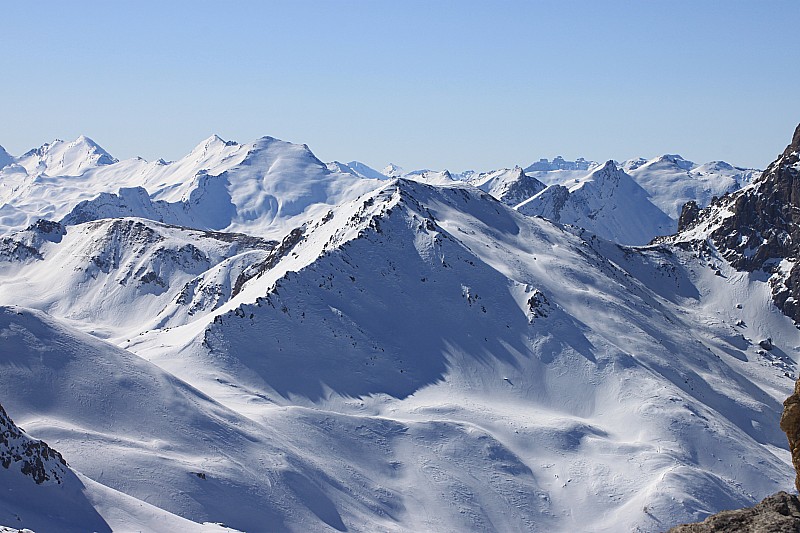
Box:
[0,132,794,532]
[0,135,381,240]
[111,179,798,531]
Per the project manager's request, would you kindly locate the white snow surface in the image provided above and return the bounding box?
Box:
[0,134,789,532]
[467,166,546,207]
[622,154,760,219]
[0,135,380,241]
[517,161,674,245]
[0,169,797,532]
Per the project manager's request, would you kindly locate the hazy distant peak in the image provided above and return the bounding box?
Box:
[0,144,13,170]
[525,156,595,172]
[383,163,405,177]
[655,153,695,170]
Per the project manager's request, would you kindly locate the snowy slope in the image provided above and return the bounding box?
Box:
[0,218,274,337]
[516,161,674,245]
[344,161,389,180]
[112,179,795,532]
[382,163,406,178]
[0,131,795,533]
[15,136,118,177]
[623,154,760,219]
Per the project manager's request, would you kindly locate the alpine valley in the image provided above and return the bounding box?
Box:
[0,124,797,533]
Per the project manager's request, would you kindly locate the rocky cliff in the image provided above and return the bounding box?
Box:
[0,402,68,485]
[668,124,800,322]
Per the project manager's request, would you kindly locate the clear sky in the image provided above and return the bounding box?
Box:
[1,1,798,171]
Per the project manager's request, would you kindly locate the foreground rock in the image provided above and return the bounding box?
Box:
[781,380,800,494]
[667,491,800,532]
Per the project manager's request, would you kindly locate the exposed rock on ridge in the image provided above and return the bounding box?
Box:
[0,402,68,485]
[662,124,800,322]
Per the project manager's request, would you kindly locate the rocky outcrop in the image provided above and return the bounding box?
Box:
[677,200,700,232]
[708,124,800,321]
[781,380,800,494]
[662,123,800,323]
[663,126,800,532]
[667,491,800,532]
[0,402,68,485]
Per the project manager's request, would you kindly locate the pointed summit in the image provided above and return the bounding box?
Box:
[189,134,238,156]
[70,135,117,166]
[518,159,673,245]
[0,144,13,170]
[15,136,117,176]
[382,163,405,178]
[469,166,546,206]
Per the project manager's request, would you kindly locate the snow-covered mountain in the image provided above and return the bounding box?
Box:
[382,163,405,178]
[661,123,800,324]
[0,135,381,240]
[467,166,546,207]
[623,154,760,219]
[525,155,595,172]
[517,160,674,245]
[0,146,13,171]
[15,136,118,177]
[0,128,796,532]
[343,160,389,180]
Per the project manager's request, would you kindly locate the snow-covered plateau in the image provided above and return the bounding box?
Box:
[0,129,796,533]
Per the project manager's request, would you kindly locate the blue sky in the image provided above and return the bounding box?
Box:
[2,1,797,171]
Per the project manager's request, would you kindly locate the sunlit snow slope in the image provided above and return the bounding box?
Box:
[0,131,793,533]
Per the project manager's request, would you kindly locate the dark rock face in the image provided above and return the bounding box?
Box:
[668,124,800,322]
[667,491,800,533]
[0,402,68,485]
[677,200,700,232]
[710,125,800,321]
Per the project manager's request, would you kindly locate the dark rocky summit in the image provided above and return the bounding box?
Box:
[668,124,800,322]
[0,401,68,485]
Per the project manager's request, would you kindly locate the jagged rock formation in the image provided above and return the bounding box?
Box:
[677,200,700,232]
[660,124,800,322]
[667,491,800,533]
[0,402,67,485]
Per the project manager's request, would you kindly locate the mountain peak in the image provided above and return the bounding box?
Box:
[192,134,238,154]
[655,154,695,170]
[383,163,405,178]
[16,136,117,175]
[665,123,800,321]
[0,144,13,169]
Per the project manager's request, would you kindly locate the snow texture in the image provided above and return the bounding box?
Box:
[0,132,792,533]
